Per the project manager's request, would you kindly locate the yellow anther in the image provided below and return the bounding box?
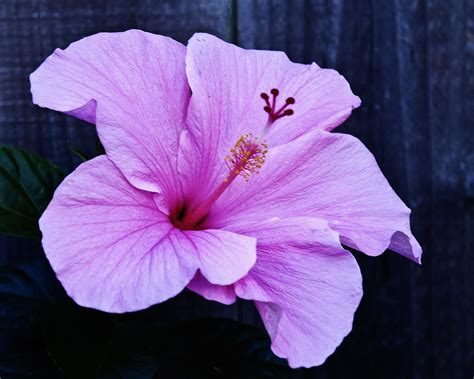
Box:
[224,133,268,182]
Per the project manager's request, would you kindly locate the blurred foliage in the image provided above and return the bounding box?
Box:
[69,138,105,163]
[0,146,64,239]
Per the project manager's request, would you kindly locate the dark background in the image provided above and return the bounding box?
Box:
[0,1,472,378]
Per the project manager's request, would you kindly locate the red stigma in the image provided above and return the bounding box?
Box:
[260,88,295,122]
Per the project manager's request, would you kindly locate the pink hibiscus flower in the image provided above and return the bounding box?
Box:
[30,30,421,368]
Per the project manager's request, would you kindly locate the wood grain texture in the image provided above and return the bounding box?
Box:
[0,0,472,378]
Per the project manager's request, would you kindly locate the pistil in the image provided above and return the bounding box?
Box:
[261,88,295,123]
[177,134,267,229]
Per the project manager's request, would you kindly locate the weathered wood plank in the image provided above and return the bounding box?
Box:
[425,0,473,377]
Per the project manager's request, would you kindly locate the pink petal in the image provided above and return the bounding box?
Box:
[179,33,360,208]
[40,156,198,313]
[233,217,362,368]
[208,130,422,263]
[179,229,256,286]
[187,271,236,305]
[31,30,190,203]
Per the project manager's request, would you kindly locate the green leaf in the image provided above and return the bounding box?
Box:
[0,249,67,377]
[40,299,293,378]
[95,137,105,156]
[0,146,64,239]
[69,145,91,162]
[69,138,105,163]
[96,316,293,379]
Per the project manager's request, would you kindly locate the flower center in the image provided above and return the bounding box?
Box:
[173,88,294,230]
[176,134,267,230]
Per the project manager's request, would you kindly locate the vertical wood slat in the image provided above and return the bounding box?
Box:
[0,0,472,378]
[425,1,473,378]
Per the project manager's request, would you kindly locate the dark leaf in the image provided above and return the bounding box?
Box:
[43,303,114,379]
[94,316,292,379]
[42,303,292,379]
[69,145,91,162]
[0,146,64,239]
[0,250,66,378]
[69,137,105,164]
[95,138,105,156]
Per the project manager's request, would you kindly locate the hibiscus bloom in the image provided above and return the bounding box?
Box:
[30,30,421,368]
